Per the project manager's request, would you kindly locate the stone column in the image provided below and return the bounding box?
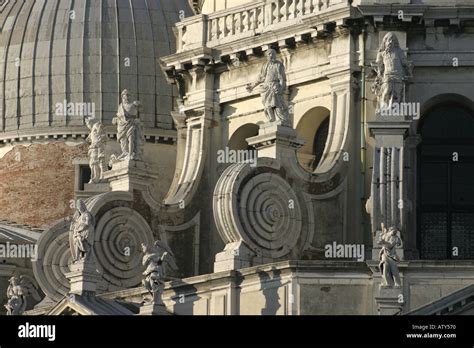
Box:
[367,120,411,246]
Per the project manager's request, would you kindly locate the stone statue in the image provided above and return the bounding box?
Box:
[111,89,143,162]
[85,117,107,183]
[372,32,412,113]
[5,275,41,315]
[378,224,402,289]
[70,199,94,263]
[246,49,290,126]
[141,240,178,304]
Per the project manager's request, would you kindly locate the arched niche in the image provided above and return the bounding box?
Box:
[228,123,259,150]
[295,106,330,172]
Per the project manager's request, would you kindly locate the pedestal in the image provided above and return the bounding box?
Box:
[104,160,158,193]
[246,122,304,162]
[75,182,110,201]
[139,302,171,316]
[375,287,404,315]
[84,183,110,192]
[65,261,101,295]
[214,241,264,273]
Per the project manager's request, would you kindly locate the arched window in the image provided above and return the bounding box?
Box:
[227,124,259,151]
[295,107,330,172]
[418,103,474,259]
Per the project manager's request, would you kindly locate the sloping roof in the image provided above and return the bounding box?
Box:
[0,221,42,243]
[407,284,474,315]
[47,294,135,316]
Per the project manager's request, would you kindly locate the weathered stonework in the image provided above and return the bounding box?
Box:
[3,0,474,318]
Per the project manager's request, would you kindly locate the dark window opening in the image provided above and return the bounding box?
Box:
[418,103,474,259]
[312,117,329,170]
[79,165,91,191]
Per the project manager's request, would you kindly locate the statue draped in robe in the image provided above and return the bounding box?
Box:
[247,49,290,126]
[112,89,143,162]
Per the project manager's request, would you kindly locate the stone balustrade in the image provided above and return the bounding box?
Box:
[176,0,350,52]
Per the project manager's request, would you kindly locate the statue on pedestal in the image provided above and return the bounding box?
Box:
[70,199,94,263]
[5,275,41,315]
[141,240,178,304]
[371,32,412,113]
[246,49,290,126]
[85,117,107,183]
[111,89,143,163]
[378,224,402,289]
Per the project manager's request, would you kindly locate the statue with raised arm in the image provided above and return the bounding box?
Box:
[85,117,107,183]
[70,199,94,263]
[372,32,412,113]
[111,89,143,162]
[5,275,41,315]
[141,240,178,304]
[378,224,403,289]
[246,49,290,126]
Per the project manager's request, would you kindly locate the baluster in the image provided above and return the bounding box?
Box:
[220,16,226,38]
[281,0,287,22]
[226,15,232,36]
[235,13,238,35]
[233,13,238,35]
[211,18,217,40]
[231,14,235,35]
[296,0,302,17]
[249,9,253,30]
[303,0,309,15]
[252,9,257,30]
[265,2,272,25]
[258,6,264,29]
[243,10,249,32]
[290,0,297,20]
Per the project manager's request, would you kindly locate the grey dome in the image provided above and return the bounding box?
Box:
[0,0,192,138]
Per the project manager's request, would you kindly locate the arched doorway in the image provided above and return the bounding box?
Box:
[295,107,330,172]
[418,103,474,259]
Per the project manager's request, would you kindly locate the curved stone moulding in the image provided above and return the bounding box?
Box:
[214,162,303,259]
[33,192,154,301]
[289,85,352,185]
[33,219,72,302]
[164,116,209,209]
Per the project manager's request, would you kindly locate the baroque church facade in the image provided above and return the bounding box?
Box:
[1,0,474,315]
